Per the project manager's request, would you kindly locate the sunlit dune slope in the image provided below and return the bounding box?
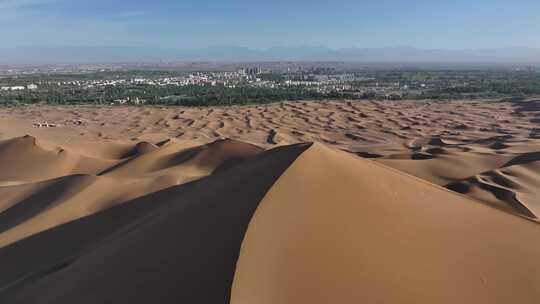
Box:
[232,143,540,304]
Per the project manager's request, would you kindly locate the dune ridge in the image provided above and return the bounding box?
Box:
[0,139,310,303]
[231,143,540,304]
[0,135,264,247]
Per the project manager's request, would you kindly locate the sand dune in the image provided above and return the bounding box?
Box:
[0,136,264,247]
[232,143,540,304]
[0,141,309,303]
[0,99,539,303]
[447,157,540,218]
[0,135,114,182]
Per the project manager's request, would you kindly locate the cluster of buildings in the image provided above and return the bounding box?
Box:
[50,69,268,90]
[0,84,38,91]
[0,68,410,100]
[0,65,437,103]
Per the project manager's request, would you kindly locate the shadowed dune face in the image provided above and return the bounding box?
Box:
[0,141,310,304]
[0,136,265,248]
[0,99,539,303]
[446,160,540,218]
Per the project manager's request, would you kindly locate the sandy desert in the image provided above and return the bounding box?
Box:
[0,98,540,303]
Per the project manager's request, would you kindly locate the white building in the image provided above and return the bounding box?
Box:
[11,86,25,91]
[27,84,38,90]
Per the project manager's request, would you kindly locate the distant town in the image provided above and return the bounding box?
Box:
[0,63,539,106]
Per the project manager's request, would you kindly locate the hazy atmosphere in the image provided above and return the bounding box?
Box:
[1,0,539,62]
[1,1,540,304]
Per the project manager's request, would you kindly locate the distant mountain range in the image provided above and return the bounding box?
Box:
[1,46,540,64]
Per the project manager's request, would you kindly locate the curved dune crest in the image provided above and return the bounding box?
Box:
[446,160,540,219]
[231,143,540,304]
[0,135,119,182]
[0,142,310,304]
[0,136,264,247]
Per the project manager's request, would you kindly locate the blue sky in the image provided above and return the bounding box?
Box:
[1,0,539,49]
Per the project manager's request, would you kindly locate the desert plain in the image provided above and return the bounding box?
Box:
[0,98,539,303]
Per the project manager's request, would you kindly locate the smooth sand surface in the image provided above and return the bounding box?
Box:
[0,99,539,303]
[231,143,540,304]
